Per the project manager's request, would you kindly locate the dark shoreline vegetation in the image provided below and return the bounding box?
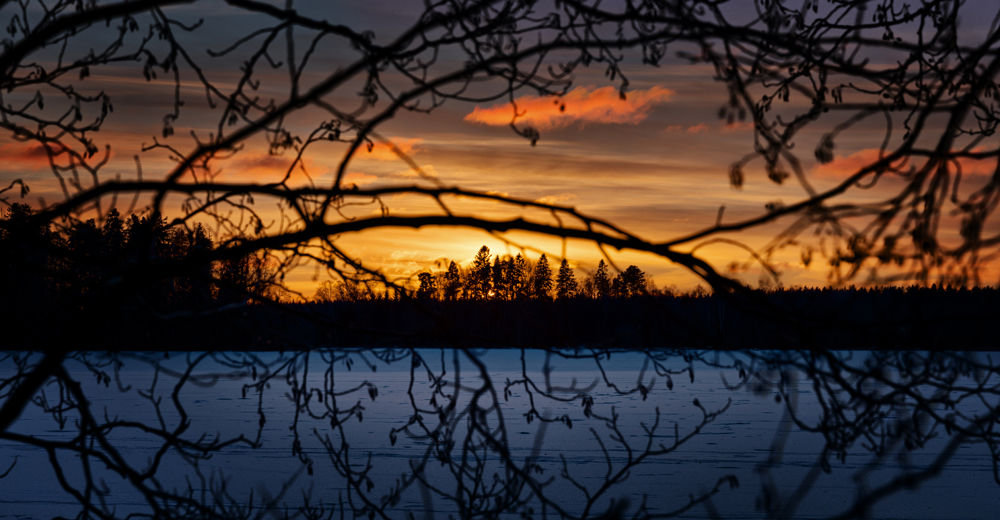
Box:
[3,203,998,350]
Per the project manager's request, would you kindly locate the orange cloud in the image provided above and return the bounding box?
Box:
[226,152,327,180]
[686,123,710,134]
[814,149,905,179]
[0,142,55,170]
[0,142,116,171]
[814,148,996,179]
[343,171,377,187]
[464,85,674,130]
[722,121,754,132]
[949,149,996,176]
[362,137,423,161]
[535,193,577,205]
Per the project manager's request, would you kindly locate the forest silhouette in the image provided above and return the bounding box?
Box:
[4,202,996,350]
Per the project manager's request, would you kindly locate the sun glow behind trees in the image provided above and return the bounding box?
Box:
[312,244,658,303]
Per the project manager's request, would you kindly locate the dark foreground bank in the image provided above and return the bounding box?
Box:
[11,286,998,350]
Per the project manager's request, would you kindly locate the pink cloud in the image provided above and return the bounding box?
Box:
[464,85,674,130]
[814,148,996,179]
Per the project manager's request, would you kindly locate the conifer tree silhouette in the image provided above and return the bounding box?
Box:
[594,260,611,300]
[491,256,507,301]
[556,258,579,299]
[614,265,646,298]
[443,260,463,301]
[417,272,436,300]
[512,254,529,300]
[532,254,553,301]
[468,246,492,300]
[502,256,517,301]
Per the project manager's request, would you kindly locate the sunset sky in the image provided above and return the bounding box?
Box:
[3,0,998,296]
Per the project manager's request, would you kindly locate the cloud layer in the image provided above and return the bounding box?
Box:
[225,152,327,180]
[464,85,674,130]
[362,138,423,161]
[343,172,378,186]
[0,142,52,170]
[814,148,997,179]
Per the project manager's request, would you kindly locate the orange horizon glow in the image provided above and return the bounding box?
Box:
[3,44,997,298]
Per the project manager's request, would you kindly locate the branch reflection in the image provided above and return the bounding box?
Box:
[1,349,997,519]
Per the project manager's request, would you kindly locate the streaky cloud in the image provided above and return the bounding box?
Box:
[464,85,674,130]
[813,147,996,179]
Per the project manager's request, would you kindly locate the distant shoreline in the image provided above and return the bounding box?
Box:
[10,286,994,351]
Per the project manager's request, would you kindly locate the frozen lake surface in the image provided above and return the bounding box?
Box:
[1,349,998,519]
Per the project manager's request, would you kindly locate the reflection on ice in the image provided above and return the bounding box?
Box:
[0,349,998,520]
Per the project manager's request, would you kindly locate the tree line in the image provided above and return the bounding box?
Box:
[2,204,664,312]
[0,203,279,315]
[5,201,998,353]
[313,245,656,303]
[6,201,998,315]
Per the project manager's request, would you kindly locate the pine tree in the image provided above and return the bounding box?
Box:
[502,256,516,300]
[615,265,646,298]
[532,254,553,300]
[443,260,462,300]
[491,256,506,300]
[68,219,102,299]
[556,258,578,299]
[417,272,436,299]
[216,250,273,305]
[102,208,126,263]
[611,275,622,298]
[1,204,54,305]
[125,213,168,258]
[512,253,528,299]
[468,245,492,300]
[189,224,215,306]
[580,275,596,298]
[593,259,611,299]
